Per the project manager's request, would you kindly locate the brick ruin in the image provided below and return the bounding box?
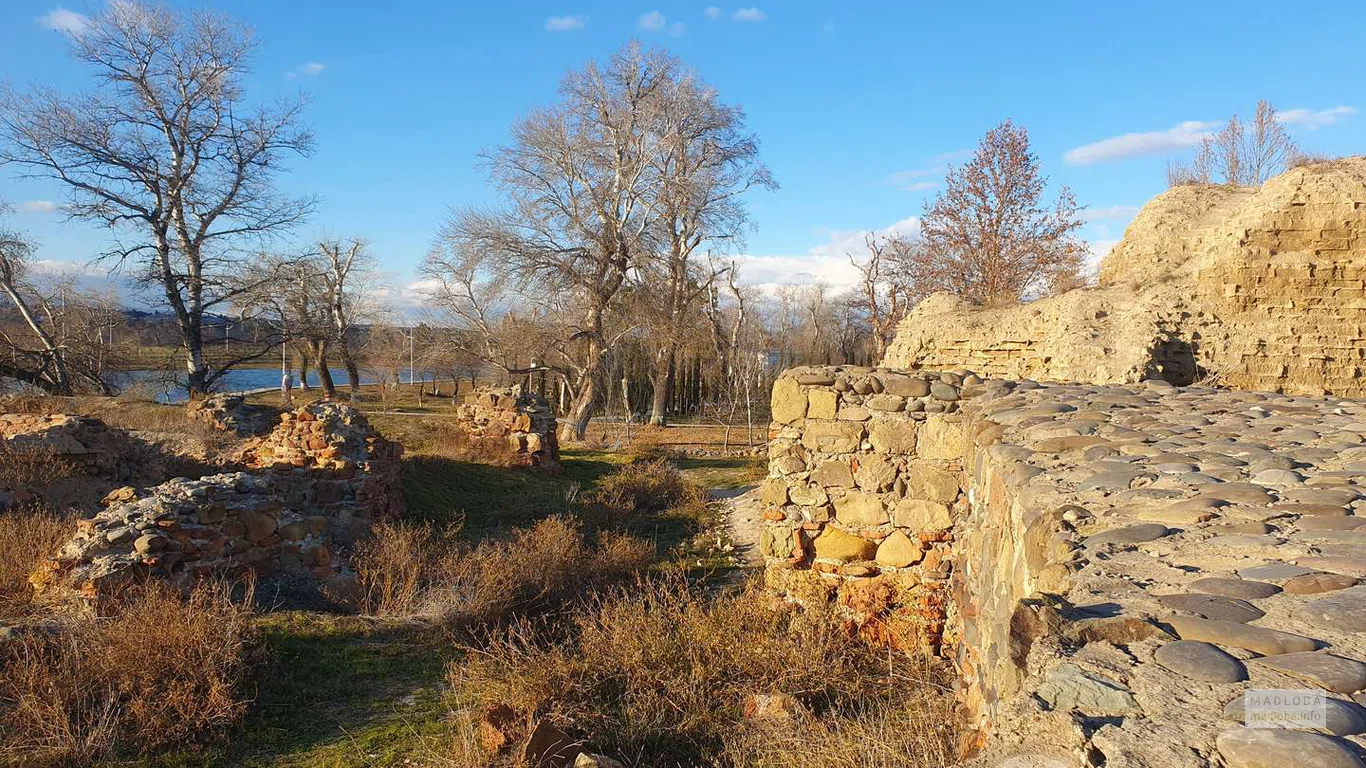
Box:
[885,158,1366,397]
[0,413,154,485]
[455,386,561,470]
[30,401,403,602]
[760,365,1366,766]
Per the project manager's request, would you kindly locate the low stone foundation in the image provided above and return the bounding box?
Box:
[0,413,152,483]
[32,401,404,602]
[189,394,280,437]
[762,366,1366,766]
[456,386,561,470]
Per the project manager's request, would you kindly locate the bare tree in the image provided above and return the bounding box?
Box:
[848,233,917,361]
[0,204,121,393]
[318,239,382,392]
[0,1,313,399]
[427,44,753,441]
[915,120,1085,305]
[1167,100,1299,188]
[640,70,774,426]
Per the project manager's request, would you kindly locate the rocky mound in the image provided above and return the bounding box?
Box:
[455,386,561,471]
[31,401,404,602]
[884,157,1366,397]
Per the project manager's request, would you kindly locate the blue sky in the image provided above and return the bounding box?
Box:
[2,0,1363,309]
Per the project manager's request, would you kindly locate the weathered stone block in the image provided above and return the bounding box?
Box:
[807,389,838,420]
[771,377,807,424]
[801,420,864,453]
[834,490,889,527]
[876,530,923,567]
[868,421,918,454]
[917,419,965,460]
[893,499,952,531]
[813,527,877,562]
[854,454,898,492]
[811,460,855,488]
[906,464,960,502]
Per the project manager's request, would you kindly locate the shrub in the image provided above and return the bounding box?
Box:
[445,579,958,766]
[585,459,699,516]
[0,581,258,765]
[350,517,654,623]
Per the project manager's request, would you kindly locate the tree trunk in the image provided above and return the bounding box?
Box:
[185,335,209,400]
[339,345,361,392]
[313,342,336,399]
[647,344,675,426]
[0,281,72,395]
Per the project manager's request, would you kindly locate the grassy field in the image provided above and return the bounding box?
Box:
[87,389,763,768]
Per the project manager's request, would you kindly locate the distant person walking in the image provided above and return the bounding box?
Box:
[282,372,293,407]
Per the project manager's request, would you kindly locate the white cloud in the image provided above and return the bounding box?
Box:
[704,6,722,19]
[545,15,585,31]
[1085,238,1120,270]
[17,200,58,214]
[287,62,326,79]
[1064,120,1218,165]
[36,8,91,36]
[733,7,767,21]
[669,21,686,36]
[1084,204,1140,222]
[887,149,970,191]
[899,181,936,192]
[1277,105,1357,130]
[735,216,920,291]
[638,11,667,31]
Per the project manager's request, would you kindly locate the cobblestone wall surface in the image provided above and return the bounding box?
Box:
[763,365,1366,767]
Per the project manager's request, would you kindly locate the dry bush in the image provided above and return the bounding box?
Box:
[585,459,699,515]
[1289,151,1337,169]
[0,443,75,493]
[351,517,653,622]
[445,579,957,766]
[0,507,74,620]
[0,581,258,765]
[385,418,520,465]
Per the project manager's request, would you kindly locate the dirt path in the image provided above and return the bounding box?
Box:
[711,485,764,569]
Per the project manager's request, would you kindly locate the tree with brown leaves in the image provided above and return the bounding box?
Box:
[914,120,1085,305]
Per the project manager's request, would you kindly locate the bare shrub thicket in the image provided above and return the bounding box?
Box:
[445,579,958,767]
[0,581,257,765]
[0,508,73,620]
[1167,100,1302,187]
[350,517,653,621]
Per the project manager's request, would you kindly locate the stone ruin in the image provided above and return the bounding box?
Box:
[455,386,561,470]
[0,413,151,485]
[761,365,1366,766]
[188,393,280,437]
[885,158,1366,397]
[30,401,403,602]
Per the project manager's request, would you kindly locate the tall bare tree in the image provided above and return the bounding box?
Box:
[426,44,768,441]
[640,69,774,426]
[915,120,1084,305]
[318,238,380,392]
[0,1,313,398]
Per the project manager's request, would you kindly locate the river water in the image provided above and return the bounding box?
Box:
[116,368,439,403]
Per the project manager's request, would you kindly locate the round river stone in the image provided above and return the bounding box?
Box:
[1283,572,1358,595]
[1154,640,1246,683]
[1187,577,1281,600]
[1216,727,1363,768]
[1157,593,1266,623]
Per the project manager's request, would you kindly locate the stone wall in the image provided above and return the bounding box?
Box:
[188,394,280,437]
[456,386,561,470]
[0,413,152,483]
[32,401,404,602]
[884,158,1366,398]
[763,366,1366,765]
[760,365,982,651]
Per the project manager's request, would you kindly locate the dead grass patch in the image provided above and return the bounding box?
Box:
[0,506,75,621]
[443,578,957,766]
[0,581,258,766]
[350,517,653,623]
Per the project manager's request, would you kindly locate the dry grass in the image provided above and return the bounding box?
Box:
[444,578,957,766]
[585,458,700,516]
[0,581,258,766]
[350,517,654,623]
[0,507,75,621]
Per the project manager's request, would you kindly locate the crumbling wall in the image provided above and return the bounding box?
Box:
[455,386,561,470]
[885,158,1366,397]
[188,394,280,437]
[0,413,151,482]
[760,365,980,651]
[32,401,404,601]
